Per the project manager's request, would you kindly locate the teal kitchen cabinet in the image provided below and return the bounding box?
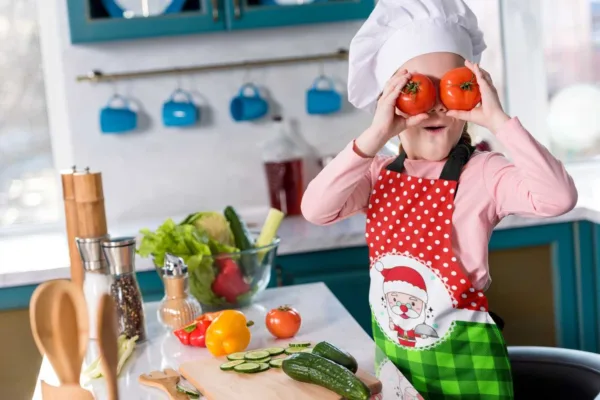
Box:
[67,0,374,44]
[275,246,372,334]
[225,0,374,31]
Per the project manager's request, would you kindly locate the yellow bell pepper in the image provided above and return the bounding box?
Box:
[205,310,254,356]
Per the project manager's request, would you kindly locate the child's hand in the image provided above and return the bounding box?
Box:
[355,70,429,157]
[446,60,510,134]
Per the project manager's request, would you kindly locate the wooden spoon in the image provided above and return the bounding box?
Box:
[50,283,89,384]
[98,294,119,400]
[139,369,189,400]
[30,280,72,383]
[41,381,94,400]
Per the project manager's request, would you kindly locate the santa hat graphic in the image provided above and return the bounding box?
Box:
[375,262,428,303]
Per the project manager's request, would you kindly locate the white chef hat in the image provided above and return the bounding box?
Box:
[348,0,486,112]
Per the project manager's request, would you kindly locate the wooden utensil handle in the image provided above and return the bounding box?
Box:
[41,381,94,400]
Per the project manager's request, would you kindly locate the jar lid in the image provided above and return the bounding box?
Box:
[164,253,187,277]
[76,235,110,272]
[102,236,136,275]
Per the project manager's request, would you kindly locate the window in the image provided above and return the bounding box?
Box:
[502,0,600,164]
[0,0,60,229]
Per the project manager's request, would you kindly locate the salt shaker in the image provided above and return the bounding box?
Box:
[157,254,202,330]
[76,235,111,340]
[102,237,147,343]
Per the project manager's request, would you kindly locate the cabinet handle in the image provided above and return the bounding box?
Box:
[233,0,241,19]
[211,0,219,21]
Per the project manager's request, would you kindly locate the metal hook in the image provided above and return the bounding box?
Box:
[242,66,252,85]
[176,70,183,91]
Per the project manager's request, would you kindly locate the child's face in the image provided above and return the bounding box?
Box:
[396,52,468,161]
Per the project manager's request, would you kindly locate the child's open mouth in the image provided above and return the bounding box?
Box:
[423,126,446,134]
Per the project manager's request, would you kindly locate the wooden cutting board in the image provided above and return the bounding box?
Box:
[179,357,382,400]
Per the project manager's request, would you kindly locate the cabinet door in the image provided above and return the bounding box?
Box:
[225,0,374,31]
[290,270,372,335]
[67,0,226,44]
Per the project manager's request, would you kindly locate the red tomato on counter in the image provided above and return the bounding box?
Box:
[440,67,481,111]
[395,73,436,116]
[266,305,302,339]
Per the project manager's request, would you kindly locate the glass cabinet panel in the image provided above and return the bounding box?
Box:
[88,0,202,20]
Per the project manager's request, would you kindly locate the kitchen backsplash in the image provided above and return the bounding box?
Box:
[38,0,501,227]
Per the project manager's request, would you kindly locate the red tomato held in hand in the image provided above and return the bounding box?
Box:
[395,73,436,116]
[266,305,301,339]
[440,67,481,111]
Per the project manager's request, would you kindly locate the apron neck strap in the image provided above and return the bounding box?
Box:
[384,143,475,182]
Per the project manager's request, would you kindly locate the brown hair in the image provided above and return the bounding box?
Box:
[398,123,472,154]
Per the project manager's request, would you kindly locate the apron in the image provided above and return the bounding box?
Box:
[366,144,514,400]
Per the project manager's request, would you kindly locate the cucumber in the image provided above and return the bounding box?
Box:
[283,353,370,400]
[227,352,247,361]
[257,363,270,372]
[176,380,200,398]
[224,206,257,276]
[301,348,313,353]
[245,350,271,360]
[289,341,311,348]
[220,360,246,371]
[224,206,254,251]
[265,347,285,356]
[269,358,284,368]
[285,347,306,355]
[234,363,260,373]
[312,341,358,373]
[252,357,271,363]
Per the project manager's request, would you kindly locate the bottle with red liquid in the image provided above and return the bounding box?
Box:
[262,116,304,216]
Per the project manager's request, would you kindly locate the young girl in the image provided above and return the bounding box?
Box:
[301,0,578,399]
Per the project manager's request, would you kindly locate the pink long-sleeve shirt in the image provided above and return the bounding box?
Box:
[301,117,578,291]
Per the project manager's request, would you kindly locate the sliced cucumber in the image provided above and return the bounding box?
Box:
[257,363,270,372]
[285,347,307,355]
[227,352,247,361]
[220,360,246,371]
[176,380,200,399]
[300,348,313,353]
[252,356,271,363]
[269,358,284,368]
[288,341,311,348]
[265,347,285,356]
[234,362,261,373]
[245,350,271,360]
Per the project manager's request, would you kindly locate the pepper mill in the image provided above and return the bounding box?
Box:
[76,235,111,340]
[73,168,108,238]
[102,237,147,343]
[157,254,202,330]
[61,166,84,288]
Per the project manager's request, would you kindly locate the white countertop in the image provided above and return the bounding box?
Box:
[2,163,600,290]
[32,282,381,400]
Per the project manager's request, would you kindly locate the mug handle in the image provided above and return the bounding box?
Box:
[105,94,129,109]
[311,76,335,90]
[169,89,193,103]
[238,83,260,98]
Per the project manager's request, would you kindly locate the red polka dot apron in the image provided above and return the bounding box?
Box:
[367,145,514,400]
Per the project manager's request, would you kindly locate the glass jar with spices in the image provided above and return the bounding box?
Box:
[157,253,202,330]
[102,237,147,343]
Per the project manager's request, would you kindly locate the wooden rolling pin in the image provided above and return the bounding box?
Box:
[61,167,84,289]
[73,168,108,239]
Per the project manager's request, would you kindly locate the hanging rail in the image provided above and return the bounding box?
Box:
[76,48,349,83]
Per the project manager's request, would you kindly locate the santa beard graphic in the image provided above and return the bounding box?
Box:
[389,300,427,332]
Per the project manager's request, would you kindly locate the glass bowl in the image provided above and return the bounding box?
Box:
[154,233,280,311]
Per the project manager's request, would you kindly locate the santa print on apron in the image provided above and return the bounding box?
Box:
[367,144,514,400]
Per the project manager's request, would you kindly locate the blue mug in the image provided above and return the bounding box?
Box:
[230,83,269,122]
[162,89,199,127]
[306,76,342,115]
[100,95,137,134]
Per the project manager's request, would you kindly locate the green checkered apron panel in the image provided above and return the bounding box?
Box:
[373,318,513,400]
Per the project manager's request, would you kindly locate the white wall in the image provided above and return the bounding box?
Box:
[35,0,506,226]
[37,0,370,224]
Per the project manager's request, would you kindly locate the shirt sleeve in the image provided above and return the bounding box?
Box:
[301,141,377,225]
[483,117,578,219]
